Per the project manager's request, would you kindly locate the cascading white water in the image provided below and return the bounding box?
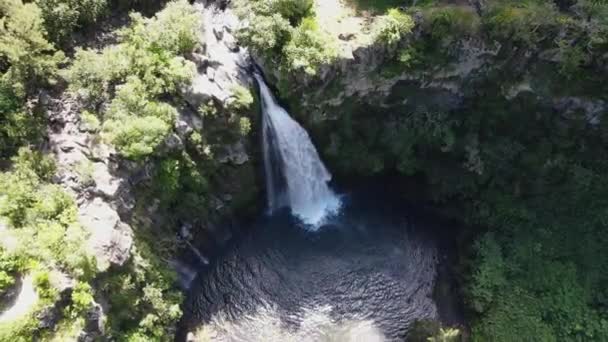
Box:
[255,74,341,226]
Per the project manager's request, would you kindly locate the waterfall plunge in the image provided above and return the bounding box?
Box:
[255,74,340,227]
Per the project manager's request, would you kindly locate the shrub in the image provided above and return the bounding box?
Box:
[70,281,94,316]
[67,0,199,159]
[235,12,293,57]
[467,233,507,313]
[35,0,107,44]
[66,47,127,104]
[0,0,64,96]
[227,85,254,112]
[282,18,338,75]
[198,100,218,117]
[0,248,20,294]
[33,269,58,302]
[273,0,314,24]
[0,83,45,158]
[239,117,252,136]
[422,6,480,42]
[126,0,201,54]
[80,110,100,132]
[483,1,559,45]
[557,40,586,78]
[103,116,171,160]
[0,149,92,277]
[101,240,183,340]
[374,8,415,48]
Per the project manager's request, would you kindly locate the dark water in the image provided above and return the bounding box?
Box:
[181,193,445,341]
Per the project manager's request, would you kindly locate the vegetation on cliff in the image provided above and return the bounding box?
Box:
[2,0,608,340]
[234,0,608,341]
[0,0,217,340]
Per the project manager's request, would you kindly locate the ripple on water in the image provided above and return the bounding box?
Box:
[183,200,439,341]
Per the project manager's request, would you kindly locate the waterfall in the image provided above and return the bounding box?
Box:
[255,74,341,226]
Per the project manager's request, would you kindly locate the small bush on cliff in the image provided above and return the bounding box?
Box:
[235,11,293,58]
[234,0,336,78]
[421,6,480,42]
[35,0,107,44]
[101,240,183,340]
[0,0,64,97]
[483,1,559,45]
[0,248,20,295]
[282,18,338,75]
[67,0,199,160]
[227,85,254,112]
[374,9,415,48]
[0,148,92,278]
[0,82,46,159]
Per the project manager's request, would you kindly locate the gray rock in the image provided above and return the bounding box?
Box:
[223,34,239,52]
[78,303,105,342]
[91,162,122,198]
[163,133,184,152]
[213,27,224,41]
[216,141,249,165]
[37,305,62,329]
[182,75,214,109]
[79,198,133,271]
[175,118,194,137]
[179,109,204,131]
[554,97,605,125]
[338,32,356,41]
[207,67,216,82]
[190,52,209,69]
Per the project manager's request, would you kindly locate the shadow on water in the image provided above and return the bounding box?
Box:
[178,186,465,341]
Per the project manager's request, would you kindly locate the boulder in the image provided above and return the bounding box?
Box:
[216,141,249,165]
[213,27,224,41]
[79,198,133,271]
[78,303,105,342]
[91,162,123,198]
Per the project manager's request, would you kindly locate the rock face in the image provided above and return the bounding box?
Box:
[183,0,251,111]
[46,93,134,272]
[78,198,133,271]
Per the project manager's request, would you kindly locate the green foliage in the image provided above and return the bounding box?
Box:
[0,148,92,278]
[374,9,415,48]
[467,234,506,313]
[69,281,94,316]
[282,18,338,75]
[103,115,171,159]
[198,100,218,117]
[427,327,460,342]
[35,0,107,44]
[236,0,313,25]
[151,152,208,215]
[421,6,480,42]
[101,240,183,340]
[120,0,201,55]
[80,110,100,132]
[239,117,252,136]
[557,40,586,79]
[483,1,559,45]
[0,0,64,97]
[73,159,95,186]
[67,0,199,159]
[227,85,254,112]
[343,0,404,14]
[234,12,292,56]
[0,247,20,294]
[234,0,337,77]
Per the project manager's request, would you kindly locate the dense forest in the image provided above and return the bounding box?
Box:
[1,0,607,341]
